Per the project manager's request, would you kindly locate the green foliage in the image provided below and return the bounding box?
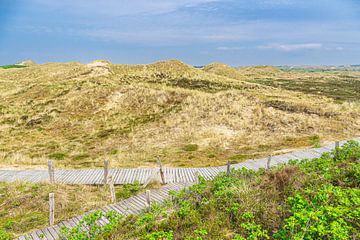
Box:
[239,212,270,240]
[0,229,11,240]
[115,181,142,199]
[144,231,174,240]
[178,200,192,218]
[274,185,360,239]
[60,210,122,240]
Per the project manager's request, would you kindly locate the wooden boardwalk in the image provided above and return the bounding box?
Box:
[19,183,193,240]
[1,138,358,185]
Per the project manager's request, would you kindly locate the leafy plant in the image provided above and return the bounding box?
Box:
[60,210,122,240]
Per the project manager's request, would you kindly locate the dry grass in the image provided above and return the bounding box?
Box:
[0,60,359,168]
[0,181,145,237]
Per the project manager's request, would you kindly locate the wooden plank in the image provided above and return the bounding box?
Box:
[59,170,73,184]
[116,169,126,184]
[122,169,130,184]
[30,231,41,240]
[46,226,60,239]
[76,170,89,184]
[81,169,96,185]
[112,169,121,185]
[41,228,55,240]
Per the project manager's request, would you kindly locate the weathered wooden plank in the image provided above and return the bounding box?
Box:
[46,226,60,239]
[41,228,55,240]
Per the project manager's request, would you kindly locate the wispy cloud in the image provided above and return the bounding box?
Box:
[216,46,243,51]
[258,43,323,51]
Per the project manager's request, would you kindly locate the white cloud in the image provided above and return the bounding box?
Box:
[216,46,243,51]
[258,43,323,51]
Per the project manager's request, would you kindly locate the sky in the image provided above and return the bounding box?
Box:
[0,0,359,66]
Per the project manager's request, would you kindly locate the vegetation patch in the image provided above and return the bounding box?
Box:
[183,144,199,152]
[0,65,27,69]
[0,182,145,238]
[73,141,360,240]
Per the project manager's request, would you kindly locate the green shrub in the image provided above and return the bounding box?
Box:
[274,185,360,239]
[60,210,122,239]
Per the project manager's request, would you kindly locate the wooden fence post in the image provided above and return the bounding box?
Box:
[266,156,272,170]
[335,141,340,158]
[49,193,55,226]
[226,160,231,176]
[194,171,200,184]
[48,160,55,183]
[157,157,165,185]
[103,160,109,184]
[108,176,116,203]
[145,190,151,210]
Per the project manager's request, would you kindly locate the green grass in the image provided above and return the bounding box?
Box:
[68,140,360,240]
[0,65,27,69]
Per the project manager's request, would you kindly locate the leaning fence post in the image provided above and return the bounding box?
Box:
[145,190,151,210]
[103,160,109,184]
[157,157,165,184]
[266,156,272,170]
[108,176,116,203]
[48,160,55,183]
[49,193,55,226]
[226,160,231,176]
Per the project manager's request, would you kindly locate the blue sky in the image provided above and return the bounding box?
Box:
[0,0,359,66]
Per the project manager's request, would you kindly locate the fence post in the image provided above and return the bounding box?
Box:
[157,157,165,184]
[335,141,340,158]
[48,160,55,183]
[266,156,272,170]
[103,160,109,184]
[145,190,151,210]
[108,176,116,203]
[226,160,231,176]
[49,193,55,226]
[194,171,200,184]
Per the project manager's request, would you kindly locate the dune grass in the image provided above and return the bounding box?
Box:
[0,181,145,238]
[0,60,359,169]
